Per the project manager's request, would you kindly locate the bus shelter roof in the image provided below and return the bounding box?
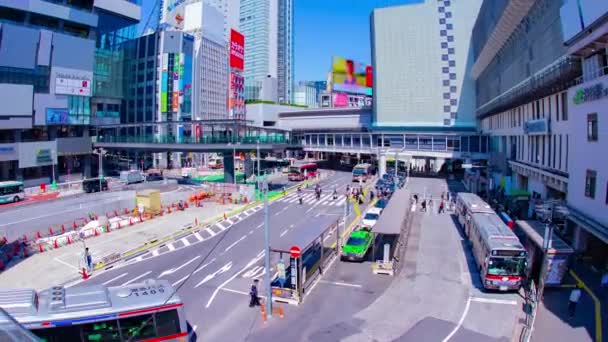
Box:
[373,187,410,235]
[515,220,574,255]
[270,215,338,253]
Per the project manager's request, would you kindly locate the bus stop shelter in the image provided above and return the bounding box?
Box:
[371,187,411,276]
[269,216,341,305]
[515,220,574,286]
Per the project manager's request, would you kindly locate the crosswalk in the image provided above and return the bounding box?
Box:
[275,192,348,207]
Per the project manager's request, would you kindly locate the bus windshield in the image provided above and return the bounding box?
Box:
[353,168,366,175]
[288,167,300,174]
[487,257,526,276]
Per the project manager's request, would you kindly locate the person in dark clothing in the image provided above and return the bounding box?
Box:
[421,200,427,212]
[249,279,261,307]
[439,201,445,214]
[413,194,418,203]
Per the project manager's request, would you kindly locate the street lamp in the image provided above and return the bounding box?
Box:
[262,179,272,318]
[93,148,106,191]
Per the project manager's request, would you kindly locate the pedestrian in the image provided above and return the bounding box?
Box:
[370,190,375,202]
[568,285,582,318]
[439,201,445,214]
[421,200,427,212]
[84,247,92,273]
[413,194,418,204]
[249,279,261,307]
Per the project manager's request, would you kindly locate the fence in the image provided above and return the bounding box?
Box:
[519,280,539,342]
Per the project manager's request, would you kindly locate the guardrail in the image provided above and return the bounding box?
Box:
[519,280,539,342]
[96,134,298,145]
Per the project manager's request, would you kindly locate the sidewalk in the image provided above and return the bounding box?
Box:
[0,201,240,291]
[532,261,604,342]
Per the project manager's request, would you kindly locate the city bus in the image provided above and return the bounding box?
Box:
[0,280,188,341]
[0,181,25,204]
[456,193,527,291]
[352,163,372,183]
[288,163,317,181]
[455,192,495,236]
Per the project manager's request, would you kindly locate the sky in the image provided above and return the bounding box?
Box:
[139,0,419,82]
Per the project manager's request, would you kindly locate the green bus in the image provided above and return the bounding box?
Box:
[0,181,25,204]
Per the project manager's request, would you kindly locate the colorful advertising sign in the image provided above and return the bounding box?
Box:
[331,56,372,96]
[230,29,245,71]
[161,54,168,113]
[162,0,186,29]
[331,92,372,108]
[229,72,246,119]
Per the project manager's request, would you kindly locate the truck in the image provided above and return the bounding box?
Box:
[120,170,144,185]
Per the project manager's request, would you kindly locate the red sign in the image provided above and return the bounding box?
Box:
[230,29,245,71]
[289,246,301,258]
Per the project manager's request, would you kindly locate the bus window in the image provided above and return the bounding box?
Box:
[82,320,120,341]
[119,314,156,340]
[32,325,82,342]
[487,257,526,276]
[155,309,181,336]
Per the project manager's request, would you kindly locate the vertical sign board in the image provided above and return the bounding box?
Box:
[172,54,180,113]
[229,29,245,71]
[289,256,298,293]
[277,259,286,288]
[161,54,168,113]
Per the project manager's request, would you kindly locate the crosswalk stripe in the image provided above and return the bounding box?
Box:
[194,232,204,241]
[205,227,217,237]
[215,222,226,230]
[181,237,190,246]
[167,243,175,251]
[151,249,160,256]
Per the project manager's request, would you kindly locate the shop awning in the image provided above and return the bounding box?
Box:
[567,206,608,244]
[372,187,410,235]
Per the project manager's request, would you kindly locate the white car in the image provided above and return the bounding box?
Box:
[361,207,382,228]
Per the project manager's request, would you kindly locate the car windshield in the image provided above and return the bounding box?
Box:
[346,237,366,246]
[353,168,366,175]
[364,213,379,220]
[487,257,526,276]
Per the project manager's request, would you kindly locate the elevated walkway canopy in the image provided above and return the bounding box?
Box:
[373,187,410,235]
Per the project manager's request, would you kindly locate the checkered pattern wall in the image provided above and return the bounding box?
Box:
[437,0,457,126]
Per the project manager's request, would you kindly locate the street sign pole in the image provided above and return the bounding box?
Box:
[263,179,272,318]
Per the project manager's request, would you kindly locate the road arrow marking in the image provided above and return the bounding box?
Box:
[205,253,265,308]
[195,261,233,288]
[159,256,201,278]
[192,258,217,275]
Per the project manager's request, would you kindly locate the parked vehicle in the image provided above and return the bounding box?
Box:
[82,179,108,193]
[352,163,372,183]
[361,207,382,228]
[146,173,164,182]
[341,227,374,261]
[0,181,25,204]
[288,163,317,181]
[120,170,144,185]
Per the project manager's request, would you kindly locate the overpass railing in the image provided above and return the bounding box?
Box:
[95,134,298,145]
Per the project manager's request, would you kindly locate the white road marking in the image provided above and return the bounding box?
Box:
[181,237,191,246]
[195,262,233,288]
[205,227,217,237]
[192,258,217,275]
[290,224,295,228]
[306,207,314,213]
[172,275,189,287]
[151,249,160,256]
[194,232,204,241]
[221,287,266,298]
[132,255,143,263]
[102,272,128,285]
[242,265,264,279]
[256,223,263,229]
[280,229,288,237]
[215,222,226,230]
[248,230,254,235]
[442,296,472,342]
[225,218,234,224]
[54,257,79,271]
[159,256,201,277]
[224,236,247,252]
[320,280,362,288]
[470,297,517,305]
[335,197,346,206]
[122,271,152,286]
[167,243,175,251]
[206,253,266,308]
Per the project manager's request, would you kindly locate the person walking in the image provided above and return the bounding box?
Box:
[421,200,427,212]
[413,194,418,204]
[249,279,261,307]
[439,200,445,214]
[370,190,375,202]
[84,247,92,273]
[568,285,582,318]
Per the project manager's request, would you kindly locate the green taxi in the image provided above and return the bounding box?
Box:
[341,228,373,261]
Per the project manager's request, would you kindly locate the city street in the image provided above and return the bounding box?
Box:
[75,170,357,341]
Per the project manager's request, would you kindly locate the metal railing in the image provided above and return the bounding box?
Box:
[519,280,539,342]
[96,134,298,145]
[574,65,608,85]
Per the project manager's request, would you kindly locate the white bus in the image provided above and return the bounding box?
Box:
[352,163,372,183]
[0,280,188,341]
[0,181,25,204]
[456,193,527,291]
[455,192,494,236]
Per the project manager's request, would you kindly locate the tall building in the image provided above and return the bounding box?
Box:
[294,82,318,108]
[472,0,579,208]
[371,0,481,129]
[561,0,608,268]
[206,0,241,38]
[0,0,140,185]
[240,0,293,103]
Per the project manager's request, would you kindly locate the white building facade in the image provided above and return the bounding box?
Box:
[294,83,318,108]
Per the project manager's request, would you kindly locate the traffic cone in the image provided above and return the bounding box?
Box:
[54,239,58,249]
[106,225,111,233]
[117,221,121,229]
[139,214,143,222]
[195,218,198,226]
[94,228,98,236]
[123,208,128,215]
[48,227,53,236]
[114,209,118,217]
[67,236,71,244]
[73,221,77,229]
[81,268,88,280]
[61,225,65,234]
[36,231,42,239]
[38,244,43,253]
[224,213,227,220]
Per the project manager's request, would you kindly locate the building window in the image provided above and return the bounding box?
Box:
[588,113,598,141]
[585,170,597,198]
[561,92,568,120]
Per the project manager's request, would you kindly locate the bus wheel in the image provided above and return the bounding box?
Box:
[13,196,19,203]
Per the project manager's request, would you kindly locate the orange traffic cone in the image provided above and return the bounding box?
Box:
[67,236,71,245]
[36,231,42,239]
[54,239,58,249]
[61,224,65,234]
[117,221,121,229]
[48,227,53,236]
[73,221,77,229]
[224,213,227,220]
[38,244,43,253]
[129,218,133,226]
[81,268,88,280]
[94,228,98,236]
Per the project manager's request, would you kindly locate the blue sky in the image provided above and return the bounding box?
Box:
[140,0,418,82]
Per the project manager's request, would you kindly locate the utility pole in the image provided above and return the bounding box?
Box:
[263,179,272,317]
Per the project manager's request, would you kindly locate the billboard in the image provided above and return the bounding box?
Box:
[18,141,57,168]
[230,29,245,71]
[331,57,372,96]
[162,0,187,29]
[331,92,372,108]
[229,72,246,119]
[52,67,92,97]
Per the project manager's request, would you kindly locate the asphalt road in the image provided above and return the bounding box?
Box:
[74,170,357,341]
[0,184,195,241]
